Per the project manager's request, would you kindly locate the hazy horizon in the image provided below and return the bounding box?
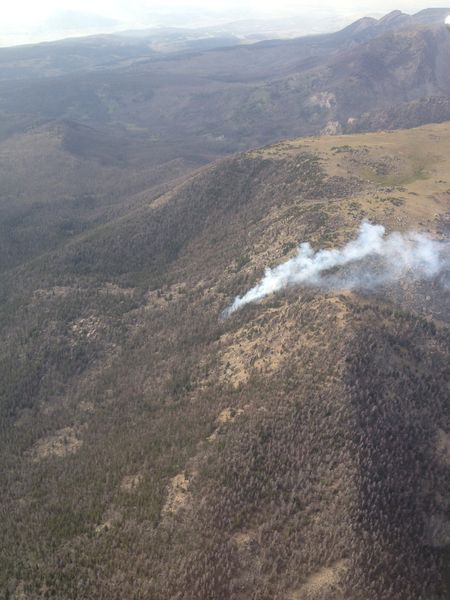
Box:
[2,1,450,47]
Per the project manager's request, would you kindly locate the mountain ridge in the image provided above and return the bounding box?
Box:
[1,12,450,266]
[2,10,450,595]
[1,121,450,598]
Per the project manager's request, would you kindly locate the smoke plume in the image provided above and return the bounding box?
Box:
[224,221,449,317]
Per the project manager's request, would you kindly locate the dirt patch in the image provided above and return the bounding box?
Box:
[78,400,95,413]
[290,559,348,599]
[11,582,27,600]
[217,407,244,424]
[162,472,193,516]
[233,531,252,546]
[121,474,143,493]
[31,426,82,461]
[208,407,245,441]
[70,315,101,340]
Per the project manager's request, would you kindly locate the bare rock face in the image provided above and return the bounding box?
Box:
[345,96,450,133]
[320,120,343,136]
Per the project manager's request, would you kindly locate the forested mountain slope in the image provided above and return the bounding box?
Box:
[3,10,450,286]
[1,123,450,598]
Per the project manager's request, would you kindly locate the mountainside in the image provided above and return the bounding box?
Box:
[0,119,206,273]
[0,9,446,81]
[1,122,450,599]
[4,14,450,144]
[1,9,450,261]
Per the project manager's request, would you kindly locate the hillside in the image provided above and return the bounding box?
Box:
[3,10,450,286]
[1,122,449,599]
[1,10,450,175]
[0,120,205,273]
[4,17,450,143]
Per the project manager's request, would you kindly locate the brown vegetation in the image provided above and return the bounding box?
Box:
[0,123,449,598]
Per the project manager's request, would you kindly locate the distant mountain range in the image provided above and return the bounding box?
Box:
[1,8,450,274]
[1,8,450,139]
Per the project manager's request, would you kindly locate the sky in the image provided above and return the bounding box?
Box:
[2,0,450,46]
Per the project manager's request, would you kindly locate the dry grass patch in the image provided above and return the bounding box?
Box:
[216,407,244,424]
[78,400,95,413]
[70,315,101,341]
[290,559,348,600]
[218,295,351,387]
[208,407,245,441]
[31,426,82,461]
[162,472,194,516]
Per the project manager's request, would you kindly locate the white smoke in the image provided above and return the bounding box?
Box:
[223,221,450,317]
